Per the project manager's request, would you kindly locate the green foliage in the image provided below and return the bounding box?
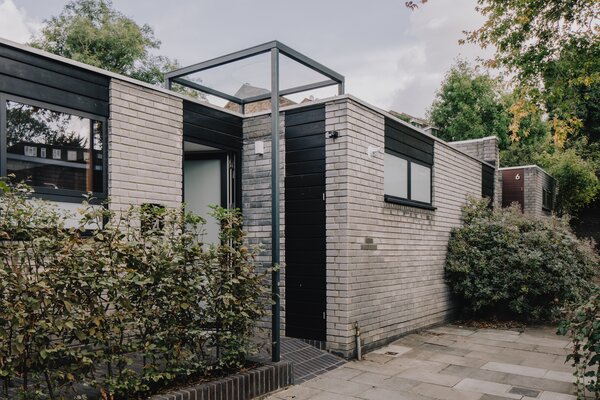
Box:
[558,291,600,399]
[0,181,268,399]
[428,60,510,145]
[30,0,174,86]
[428,60,549,149]
[466,0,599,145]
[445,199,598,321]
[539,148,600,216]
[501,136,600,216]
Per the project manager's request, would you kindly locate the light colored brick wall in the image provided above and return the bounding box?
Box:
[241,113,286,333]
[326,98,482,357]
[523,167,546,216]
[448,137,498,165]
[108,79,183,210]
[449,137,500,207]
[325,99,354,354]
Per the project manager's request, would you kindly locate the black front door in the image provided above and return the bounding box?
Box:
[284,106,326,341]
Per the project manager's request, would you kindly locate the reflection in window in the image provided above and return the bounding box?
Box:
[6,100,104,193]
[410,163,431,203]
[384,152,432,205]
[384,153,408,198]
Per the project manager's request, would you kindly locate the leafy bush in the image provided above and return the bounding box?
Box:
[558,291,600,399]
[445,199,598,321]
[0,181,268,399]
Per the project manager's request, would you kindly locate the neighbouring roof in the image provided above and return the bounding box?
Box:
[224,83,297,113]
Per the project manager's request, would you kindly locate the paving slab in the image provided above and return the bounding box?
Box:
[454,378,521,399]
[481,361,548,378]
[265,325,577,400]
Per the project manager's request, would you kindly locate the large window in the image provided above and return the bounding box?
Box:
[384,152,432,208]
[1,96,106,201]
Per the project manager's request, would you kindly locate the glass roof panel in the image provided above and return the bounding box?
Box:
[169,42,343,109]
[184,52,271,99]
[278,53,332,91]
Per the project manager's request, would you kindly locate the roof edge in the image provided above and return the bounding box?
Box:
[0,37,244,118]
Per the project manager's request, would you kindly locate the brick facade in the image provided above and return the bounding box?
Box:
[237,98,489,358]
[448,136,499,167]
[324,98,482,357]
[241,114,286,332]
[449,137,500,208]
[108,79,183,211]
[104,81,494,358]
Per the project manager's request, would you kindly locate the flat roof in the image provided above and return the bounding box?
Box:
[0,37,495,168]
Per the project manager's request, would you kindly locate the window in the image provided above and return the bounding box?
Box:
[1,96,106,201]
[384,117,434,210]
[384,152,433,208]
[543,187,553,211]
[410,162,431,203]
[384,153,408,198]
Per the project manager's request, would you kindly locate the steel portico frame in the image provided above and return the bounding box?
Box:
[165,41,345,363]
[164,41,345,109]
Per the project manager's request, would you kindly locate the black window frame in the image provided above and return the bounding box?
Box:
[542,187,553,212]
[384,150,435,210]
[0,93,108,204]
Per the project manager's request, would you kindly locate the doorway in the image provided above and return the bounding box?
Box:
[183,141,234,244]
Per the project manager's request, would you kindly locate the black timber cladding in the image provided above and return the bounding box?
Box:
[284,104,326,342]
[182,100,243,208]
[183,100,243,151]
[0,43,109,116]
[384,117,434,165]
[482,163,495,201]
[542,172,557,211]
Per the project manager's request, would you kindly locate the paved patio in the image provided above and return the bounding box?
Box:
[268,325,579,400]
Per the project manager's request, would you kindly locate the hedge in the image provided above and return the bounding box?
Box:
[445,199,598,321]
[0,181,269,399]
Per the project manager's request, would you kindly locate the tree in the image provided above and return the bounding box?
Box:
[427,60,548,151]
[539,149,600,216]
[464,0,599,146]
[30,0,175,86]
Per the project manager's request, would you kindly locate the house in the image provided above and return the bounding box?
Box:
[499,165,557,215]
[0,38,498,358]
[224,83,297,113]
[449,137,557,215]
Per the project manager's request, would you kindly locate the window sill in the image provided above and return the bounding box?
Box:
[384,195,436,211]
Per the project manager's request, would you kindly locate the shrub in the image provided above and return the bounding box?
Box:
[445,198,598,321]
[558,291,600,399]
[0,181,269,399]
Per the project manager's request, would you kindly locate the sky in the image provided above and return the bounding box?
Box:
[0,0,490,118]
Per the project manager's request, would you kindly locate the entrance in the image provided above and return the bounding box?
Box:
[183,141,233,244]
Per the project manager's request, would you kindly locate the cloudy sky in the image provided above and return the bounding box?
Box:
[0,0,489,118]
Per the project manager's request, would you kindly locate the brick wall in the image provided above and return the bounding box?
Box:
[325,98,482,357]
[241,113,286,332]
[229,98,486,357]
[448,137,498,167]
[449,137,500,208]
[523,166,552,216]
[108,79,183,210]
